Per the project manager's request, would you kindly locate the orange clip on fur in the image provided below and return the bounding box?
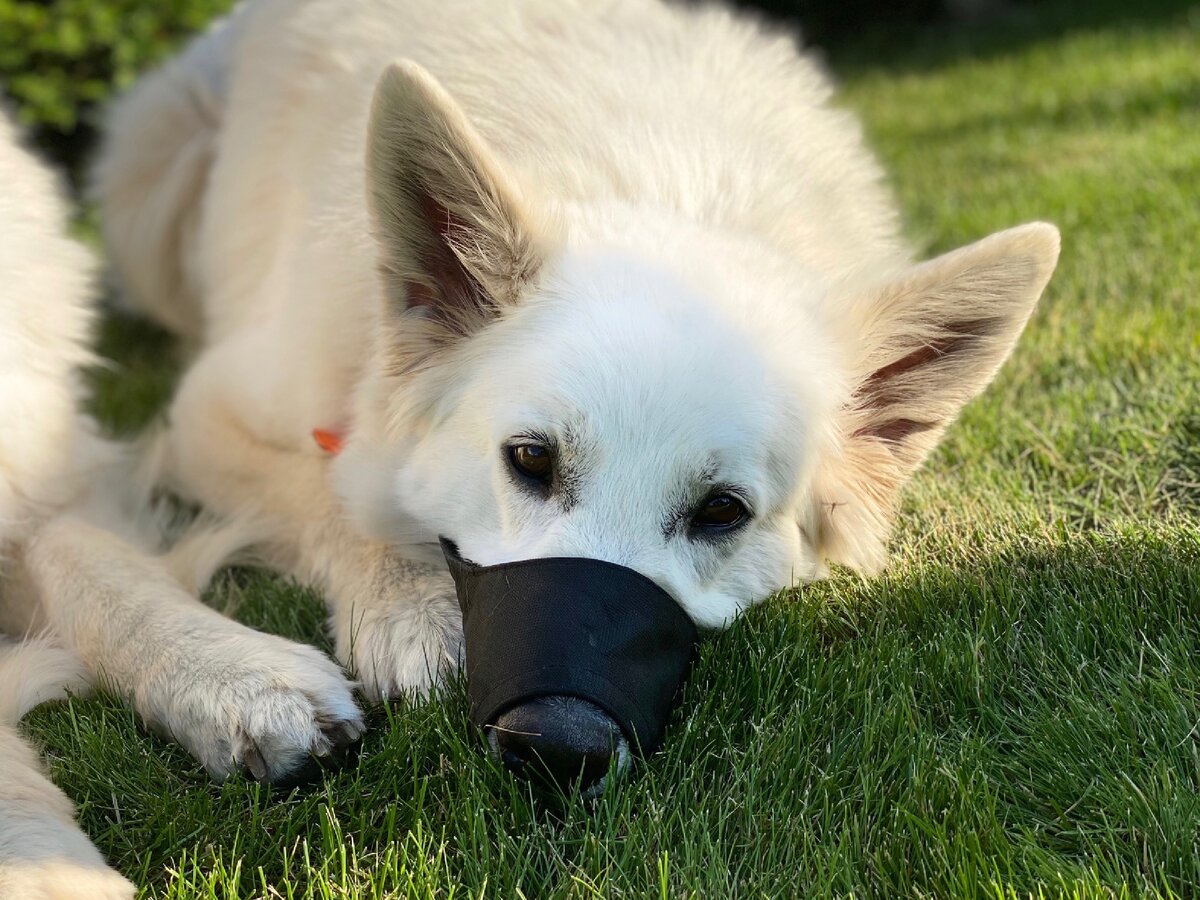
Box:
[312,427,344,455]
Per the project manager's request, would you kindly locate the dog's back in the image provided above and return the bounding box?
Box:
[243,0,904,258]
[97,0,906,349]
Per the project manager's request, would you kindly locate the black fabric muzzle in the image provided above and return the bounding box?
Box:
[440,538,698,754]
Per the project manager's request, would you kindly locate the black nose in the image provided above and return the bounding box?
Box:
[491,696,622,790]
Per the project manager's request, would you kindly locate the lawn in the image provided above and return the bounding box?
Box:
[19,0,1200,896]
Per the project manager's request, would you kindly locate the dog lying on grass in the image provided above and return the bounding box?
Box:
[92,0,1058,783]
[0,107,135,899]
[1,0,1060,887]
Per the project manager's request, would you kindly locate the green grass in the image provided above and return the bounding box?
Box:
[20,0,1200,896]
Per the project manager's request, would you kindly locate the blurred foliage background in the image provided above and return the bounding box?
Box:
[0,0,232,178]
[0,0,1044,180]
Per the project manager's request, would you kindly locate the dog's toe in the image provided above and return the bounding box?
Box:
[152,633,366,785]
[238,711,364,787]
[318,715,365,761]
[232,683,365,786]
[240,741,269,782]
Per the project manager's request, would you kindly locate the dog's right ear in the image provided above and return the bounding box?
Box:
[367,61,547,365]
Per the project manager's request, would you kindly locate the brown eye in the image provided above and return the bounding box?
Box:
[508,443,553,481]
[691,493,748,530]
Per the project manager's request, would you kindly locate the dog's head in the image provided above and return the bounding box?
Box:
[335,62,1060,788]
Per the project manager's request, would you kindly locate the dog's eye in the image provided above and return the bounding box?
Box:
[691,493,748,530]
[508,443,553,482]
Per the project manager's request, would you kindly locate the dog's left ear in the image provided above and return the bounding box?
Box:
[367,61,548,365]
[813,222,1060,573]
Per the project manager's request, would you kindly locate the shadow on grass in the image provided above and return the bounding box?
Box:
[889,75,1200,141]
[679,522,1200,892]
[792,0,1200,75]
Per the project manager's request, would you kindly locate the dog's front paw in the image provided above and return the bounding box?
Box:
[145,633,365,785]
[339,571,463,702]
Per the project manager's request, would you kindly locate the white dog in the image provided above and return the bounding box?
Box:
[0,107,135,899]
[2,1,1059,878]
[89,0,1058,783]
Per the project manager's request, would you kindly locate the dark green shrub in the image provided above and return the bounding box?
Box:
[733,0,948,45]
[0,0,232,170]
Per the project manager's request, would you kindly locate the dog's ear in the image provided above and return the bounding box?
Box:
[812,223,1060,573]
[367,61,547,365]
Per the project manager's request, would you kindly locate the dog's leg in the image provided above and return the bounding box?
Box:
[0,726,136,900]
[0,639,135,900]
[23,515,365,784]
[312,545,464,703]
[164,345,463,701]
[282,524,463,703]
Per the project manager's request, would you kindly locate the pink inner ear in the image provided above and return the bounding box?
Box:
[860,342,952,398]
[850,316,1002,444]
[419,192,463,243]
[855,417,933,443]
[404,280,439,309]
[850,342,948,443]
[405,190,488,321]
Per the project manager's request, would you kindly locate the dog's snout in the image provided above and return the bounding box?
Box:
[490,696,627,792]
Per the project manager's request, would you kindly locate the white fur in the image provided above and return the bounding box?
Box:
[0,109,93,551]
[0,106,135,900]
[82,0,1058,814]
[0,639,132,900]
